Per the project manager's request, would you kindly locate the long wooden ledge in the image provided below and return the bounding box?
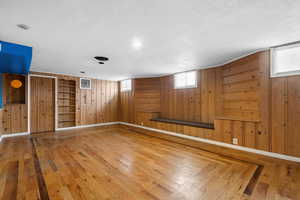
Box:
[150,118,214,129]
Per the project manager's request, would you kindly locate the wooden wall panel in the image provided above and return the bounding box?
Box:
[0,74,28,134]
[2,104,27,134]
[160,70,216,123]
[286,76,300,157]
[271,78,287,154]
[120,51,300,156]
[119,80,135,123]
[76,79,118,125]
[3,74,26,104]
[217,53,264,122]
[134,78,161,113]
[0,109,2,135]
[30,72,119,127]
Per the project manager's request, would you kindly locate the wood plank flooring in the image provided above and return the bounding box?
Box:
[0,126,299,200]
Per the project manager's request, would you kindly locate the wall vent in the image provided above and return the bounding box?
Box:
[80,78,91,89]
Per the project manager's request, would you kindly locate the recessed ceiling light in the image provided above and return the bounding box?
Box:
[80,71,85,74]
[94,56,109,61]
[17,24,30,30]
[132,37,143,50]
[99,62,104,64]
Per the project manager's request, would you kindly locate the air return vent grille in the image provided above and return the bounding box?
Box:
[80,78,91,89]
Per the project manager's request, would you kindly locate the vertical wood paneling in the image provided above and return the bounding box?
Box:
[30,77,55,133]
[271,77,287,154]
[287,76,300,157]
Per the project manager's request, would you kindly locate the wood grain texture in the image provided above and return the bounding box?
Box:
[2,126,300,200]
[119,50,300,157]
[30,76,55,133]
[0,109,3,136]
[134,78,161,113]
[31,72,119,127]
[286,76,300,157]
[120,51,272,152]
[119,80,135,123]
[2,104,27,134]
[2,73,26,105]
[58,79,76,128]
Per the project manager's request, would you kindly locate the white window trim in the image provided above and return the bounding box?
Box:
[271,44,300,78]
[121,79,132,92]
[80,78,92,89]
[174,71,197,89]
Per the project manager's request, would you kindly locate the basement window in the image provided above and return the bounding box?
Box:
[271,43,300,77]
[174,71,197,89]
[121,79,132,91]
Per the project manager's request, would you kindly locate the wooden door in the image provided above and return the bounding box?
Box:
[30,76,55,133]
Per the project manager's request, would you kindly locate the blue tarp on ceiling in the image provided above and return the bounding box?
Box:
[0,41,32,108]
[0,41,32,74]
[0,75,2,108]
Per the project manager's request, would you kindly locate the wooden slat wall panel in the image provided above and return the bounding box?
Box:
[0,109,2,135]
[134,78,161,113]
[77,79,118,125]
[30,72,119,127]
[120,80,135,123]
[286,76,300,157]
[219,53,263,122]
[2,104,27,134]
[271,77,287,154]
[120,51,299,156]
[160,70,214,123]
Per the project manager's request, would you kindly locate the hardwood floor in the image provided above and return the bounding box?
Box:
[0,126,299,200]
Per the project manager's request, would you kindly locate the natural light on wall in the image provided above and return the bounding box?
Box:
[121,79,132,91]
[272,44,300,77]
[174,71,197,89]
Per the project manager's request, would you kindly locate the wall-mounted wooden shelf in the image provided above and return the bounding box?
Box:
[57,79,76,128]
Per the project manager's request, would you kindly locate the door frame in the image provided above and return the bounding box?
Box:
[28,74,58,133]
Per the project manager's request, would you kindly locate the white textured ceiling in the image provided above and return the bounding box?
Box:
[1,0,300,80]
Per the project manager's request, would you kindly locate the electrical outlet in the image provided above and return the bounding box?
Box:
[232,138,238,145]
[141,122,144,126]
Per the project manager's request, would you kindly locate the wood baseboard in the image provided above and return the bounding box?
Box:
[119,122,300,164]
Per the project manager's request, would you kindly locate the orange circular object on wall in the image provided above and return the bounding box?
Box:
[11,80,23,89]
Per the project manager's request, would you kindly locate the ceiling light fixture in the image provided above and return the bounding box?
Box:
[94,56,109,61]
[99,62,104,64]
[17,24,30,30]
[132,37,143,50]
[80,71,85,74]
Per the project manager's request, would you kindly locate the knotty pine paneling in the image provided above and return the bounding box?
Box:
[286,76,300,157]
[0,109,3,135]
[120,51,296,155]
[30,76,55,133]
[217,52,267,122]
[2,104,27,134]
[119,80,135,123]
[271,76,300,157]
[78,79,118,125]
[134,78,161,113]
[30,72,119,127]
[160,69,216,123]
[271,77,287,154]
[1,74,28,134]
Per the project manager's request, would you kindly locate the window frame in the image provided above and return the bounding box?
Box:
[80,78,92,89]
[271,43,300,77]
[120,79,132,92]
[174,70,197,89]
